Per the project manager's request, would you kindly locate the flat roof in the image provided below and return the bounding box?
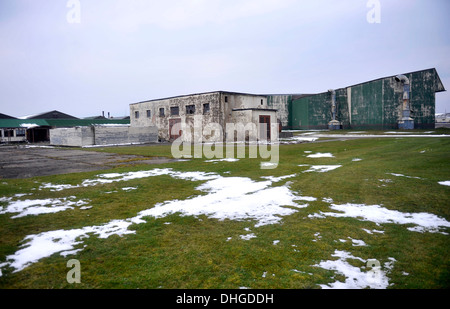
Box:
[131,91,268,105]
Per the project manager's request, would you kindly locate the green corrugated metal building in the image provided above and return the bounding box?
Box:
[268,68,445,130]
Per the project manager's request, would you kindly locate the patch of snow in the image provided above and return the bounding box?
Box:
[314,203,450,234]
[20,123,39,129]
[352,158,362,162]
[384,131,414,134]
[205,158,239,163]
[302,165,342,173]
[240,233,256,240]
[122,187,137,191]
[39,168,218,191]
[348,237,367,247]
[388,173,423,180]
[314,250,395,289]
[0,197,90,218]
[362,228,384,234]
[307,152,334,158]
[280,136,318,144]
[261,174,297,182]
[260,162,278,168]
[438,181,450,186]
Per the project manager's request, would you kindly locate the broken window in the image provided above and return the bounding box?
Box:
[171,106,179,116]
[147,110,151,118]
[186,105,196,115]
[203,103,210,114]
[159,108,165,117]
[135,111,139,119]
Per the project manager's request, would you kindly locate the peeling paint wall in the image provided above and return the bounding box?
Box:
[289,68,444,130]
[267,95,291,128]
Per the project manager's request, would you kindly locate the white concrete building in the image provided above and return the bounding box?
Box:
[130,91,279,142]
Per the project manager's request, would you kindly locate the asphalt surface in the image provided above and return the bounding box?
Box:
[0,145,177,179]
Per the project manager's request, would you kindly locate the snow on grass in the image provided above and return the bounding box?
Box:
[260,174,297,182]
[240,233,257,240]
[1,170,310,275]
[205,158,239,163]
[313,203,450,234]
[0,197,90,218]
[39,168,218,191]
[300,165,342,173]
[279,136,318,144]
[438,181,450,186]
[307,152,334,158]
[314,250,395,289]
[388,173,423,180]
[137,176,304,227]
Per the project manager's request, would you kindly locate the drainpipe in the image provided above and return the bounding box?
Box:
[328,89,341,130]
[395,75,414,129]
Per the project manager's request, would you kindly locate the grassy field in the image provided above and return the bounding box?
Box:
[0,134,449,289]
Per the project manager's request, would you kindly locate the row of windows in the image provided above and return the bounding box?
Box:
[135,103,210,119]
[0,128,26,138]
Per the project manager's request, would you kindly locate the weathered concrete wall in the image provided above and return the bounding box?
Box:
[50,127,94,147]
[130,92,222,142]
[50,126,157,146]
[94,126,129,145]
[130,91,271,142]
[267,95,291,128]
[228,109,277,141]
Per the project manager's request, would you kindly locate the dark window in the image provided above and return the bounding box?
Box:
[159,108,165,117]
[16,129,26,137]
[147,110,151,118]
[135,111,139,119]
[186,105,196,115]
[261,99,264,105]
[224,96,228,103]
[203,103,210,114]
[170,106,179,116]
[4,129,14,137]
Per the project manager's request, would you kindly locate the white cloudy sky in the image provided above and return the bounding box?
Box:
[1,0,449,118]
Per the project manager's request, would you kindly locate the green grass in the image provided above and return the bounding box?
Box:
[0,136,449,289]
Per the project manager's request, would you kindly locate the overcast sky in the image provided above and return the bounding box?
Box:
[1,0,449,118]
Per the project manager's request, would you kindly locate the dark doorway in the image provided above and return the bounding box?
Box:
[259,115,271,141]
[169,119,182,140]
[27,127,50,143]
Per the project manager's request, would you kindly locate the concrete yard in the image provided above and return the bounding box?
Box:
[0,145,177,179]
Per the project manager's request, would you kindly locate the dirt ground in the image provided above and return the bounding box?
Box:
[0,145,178,179]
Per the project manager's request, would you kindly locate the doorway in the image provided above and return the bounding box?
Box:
[259,115,271,141]
[169,118,182,140]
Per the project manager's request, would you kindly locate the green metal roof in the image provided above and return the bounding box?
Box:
[0,118,129,128]
[0,119,50,128]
